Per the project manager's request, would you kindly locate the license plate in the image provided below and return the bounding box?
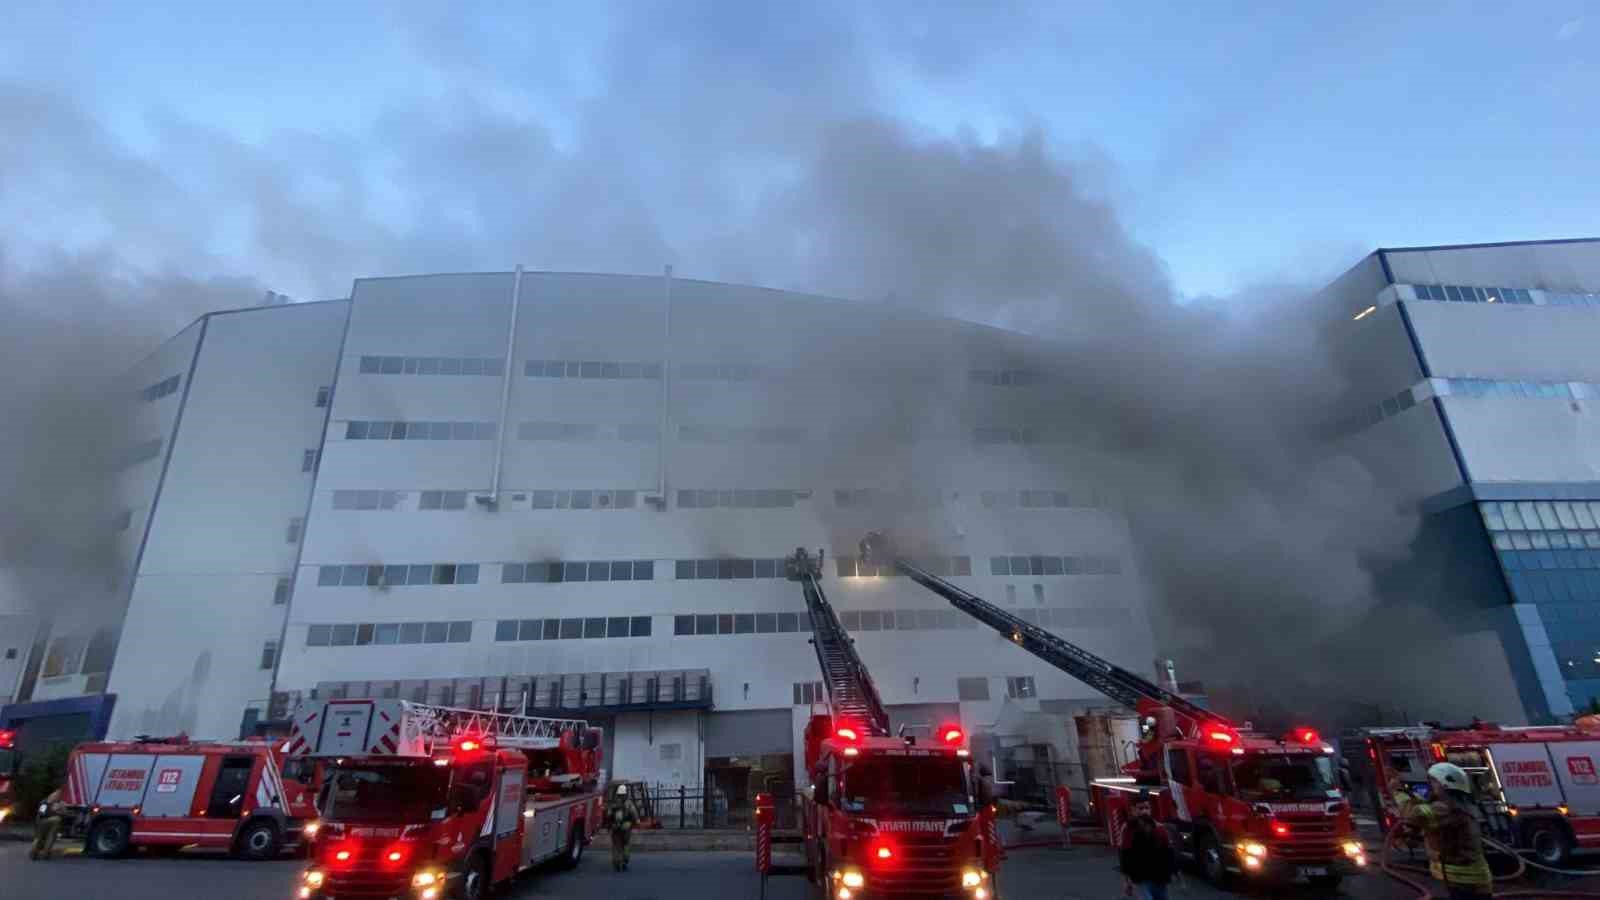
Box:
[1300,866,1327,877]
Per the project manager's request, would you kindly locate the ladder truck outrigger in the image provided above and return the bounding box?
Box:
[859,532,1364,890]
[779,548,1000,900]
[286,699,604,900]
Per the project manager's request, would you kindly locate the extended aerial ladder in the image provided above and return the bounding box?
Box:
[857,532,1227,750]
[784,548,892,737]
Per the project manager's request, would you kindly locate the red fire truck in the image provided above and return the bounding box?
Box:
[860,532,1363,889]
[1360,721,1600,866]
[0,728,17,824]
[784,549,1000,899]
[56,733,319,858]
[288,699,604,900]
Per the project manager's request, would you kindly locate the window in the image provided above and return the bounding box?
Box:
[778,613,799,632]
[315,386,332,407]
[1197,753,1226,793]
[274,578,291,606]
[114,508,134,532]
[793,681,824,705]
[675,615,694,636]
[331,624,358,646]
[1032,584,1045,605]
[258,641,277,670]
[1167,748,1192,785]
[4,648,15,660]
[1006,676,1036,699]
[302,449,320,473]
[447,621,472,643]
[345,421,496,441]
[306,627,331,647]
[286,517,303,543]
[957,677,991,701]
[138,374,181,403]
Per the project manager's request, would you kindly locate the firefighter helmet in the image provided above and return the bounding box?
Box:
[1427,762,1471,794]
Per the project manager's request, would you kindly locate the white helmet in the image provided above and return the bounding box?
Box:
[1427,762,1471,794]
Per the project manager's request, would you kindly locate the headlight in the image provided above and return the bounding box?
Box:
[841,870,865,888]
[1239,841,1267,859]
[303,820,320,838]
[1342,840,1363,858]
[412,870,442,888]
[962,868,983,887]
[0,807,10,823]
[303,870,325,887]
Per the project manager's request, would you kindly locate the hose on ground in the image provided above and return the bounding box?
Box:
[1382,824,1600,898]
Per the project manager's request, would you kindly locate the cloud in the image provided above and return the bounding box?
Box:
[1558,17,1583,40]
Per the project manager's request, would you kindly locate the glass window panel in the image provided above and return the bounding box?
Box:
[496,620,519,642]
[840,611,860,630]
[756,613,777,633]
[318,566,342,586]
[419,622,445,643]
[677,490,697,509]
[457,564,478,584]
[587,561,610,581]
[1517,502,1541,531]
[433,564,457,585]
[1493,533,1515,550]
[564,562,588,582]
[1030,556,1046,576]
[331,624,358,646]
[1587,533,1600,549]
[528,490,555,509]
[375,624,399,645]
[502,563,525,584]
[610,561,633,581]
[631,616,651,637]
[1499,502,1525,530]
[733,558,755,579]
[990,557,1009,576]
[675,615,695,636]
[1535,501,1561,530]
[1481,503,1506,531]
[718,559,737,580]
[1444,285,1462,302]
[613,490,636,508]
[778,613,799,632]
[718,614,734,634]
[552,619,577,639]
[1573,504,1598,529]
[1556,502,1582,530]
[696,614,717,635]
[396,622,423,644]
[1010,556,1031,575]
[835,557,857,577]
[1511,532,1533,550]
[755,558,776,579]
[1551,532,1570,549]
[735,614,755,634]
[1042,556,1064,575]
[341,565,369,586]
[571,490,593,509]
[306,625,331,646]
[955,557,972,576]
[675,560,696,580]
[859,611,881,631]
[607,616,630,637]
[698,559,718,579]
[538,620,557,640]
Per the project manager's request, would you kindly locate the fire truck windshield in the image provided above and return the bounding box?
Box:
[323,762,450,823]
[1231,754,1337,802]
[840,756,974,817]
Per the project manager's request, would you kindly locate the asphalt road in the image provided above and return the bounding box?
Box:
[0,836,1431,900]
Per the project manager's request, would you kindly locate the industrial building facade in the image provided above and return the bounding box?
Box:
[1324,238,1600,723]
[93,271,1159,797]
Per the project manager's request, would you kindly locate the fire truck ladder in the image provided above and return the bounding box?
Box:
[859,532,1220,734]
[402,702,589,752]
[786,548,892,737]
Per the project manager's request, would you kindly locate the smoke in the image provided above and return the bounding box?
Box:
[0,4,1428,722]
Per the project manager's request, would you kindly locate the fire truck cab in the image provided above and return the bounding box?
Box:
[290,699,604,900]
[1091,722,1363,888]
[801,714,996,899]
[58,734,317,858]
[1362,721,1600,866]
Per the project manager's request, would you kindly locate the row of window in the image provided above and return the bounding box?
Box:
[1508,570,1600,611]
[345,420,498,441]
[678,489,803,509]
[835,556,974,578]
[1443,378,1598,400]
[1482,501,1600,532]
[989,555,1122,576]
[517,421,659,442]
[793,675,1035,705]
[316,563,481,587]
[116,439,163,469]
[679,424,805,445]
[332,490,405,510]
[980,489,1109,510]
[139,375,181,403]
[1495,531,1600,553]
[1499,548,1600,571]
[1409,284,1536,305]
[501,560,656,583]
[306,620,473,646]
[834,488,943,509]
[672,612,806,635]
[526,359,662,380]
[673,558,795,580]
[359,356,506,376]
[969,369,1044,386]
[493,616,654,642]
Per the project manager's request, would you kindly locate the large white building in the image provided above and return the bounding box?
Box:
[1323,238,1600,724]
[91,270,1159,800]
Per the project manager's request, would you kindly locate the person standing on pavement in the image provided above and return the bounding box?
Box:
[607,783,640,871]
[1389,764,1493,899]
[30,786,66,861]
[1119,790,1178,900]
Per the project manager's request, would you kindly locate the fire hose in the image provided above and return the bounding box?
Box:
[1381,823,1600,899]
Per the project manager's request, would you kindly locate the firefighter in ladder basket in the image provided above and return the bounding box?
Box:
[1389,763,1492,899]
[607,783,641,871]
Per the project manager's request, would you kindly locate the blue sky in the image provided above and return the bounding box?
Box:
[1,1,1594,299]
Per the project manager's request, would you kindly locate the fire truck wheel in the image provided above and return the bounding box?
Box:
[236,820,282,860]
[88,818,132,858]
[1197,833,1229,888]
[1528,821,1573,866]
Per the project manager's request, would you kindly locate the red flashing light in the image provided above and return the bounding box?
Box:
[0,729,14,749]
[1430,742,1446,762]
[335,849,351,862]
[868,839,897,865]
[1297,728,1320,745]
[1272,821,1290,837]
[458,740,480,752]
[453,735,494,753]
[835,726,859,742]
[1205,730,1236,745]
[941,725,965,745]
[386,848,405,863]
[877,846,893,859]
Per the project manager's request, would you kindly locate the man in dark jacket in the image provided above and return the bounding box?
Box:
[1119,791,1178,899]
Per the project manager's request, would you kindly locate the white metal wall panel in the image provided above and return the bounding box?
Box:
[94,753,159,808]
[1546,742,1600,816]
[141,754,206,817]
[1490,742,1564,808]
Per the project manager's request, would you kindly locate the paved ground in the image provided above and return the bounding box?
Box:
[0,836,1435,900]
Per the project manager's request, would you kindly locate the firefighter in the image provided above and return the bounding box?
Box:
[1388,763,1492,899]
[30,786,66,861]
[606,783,640,871]
[1118,790,1178,900]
